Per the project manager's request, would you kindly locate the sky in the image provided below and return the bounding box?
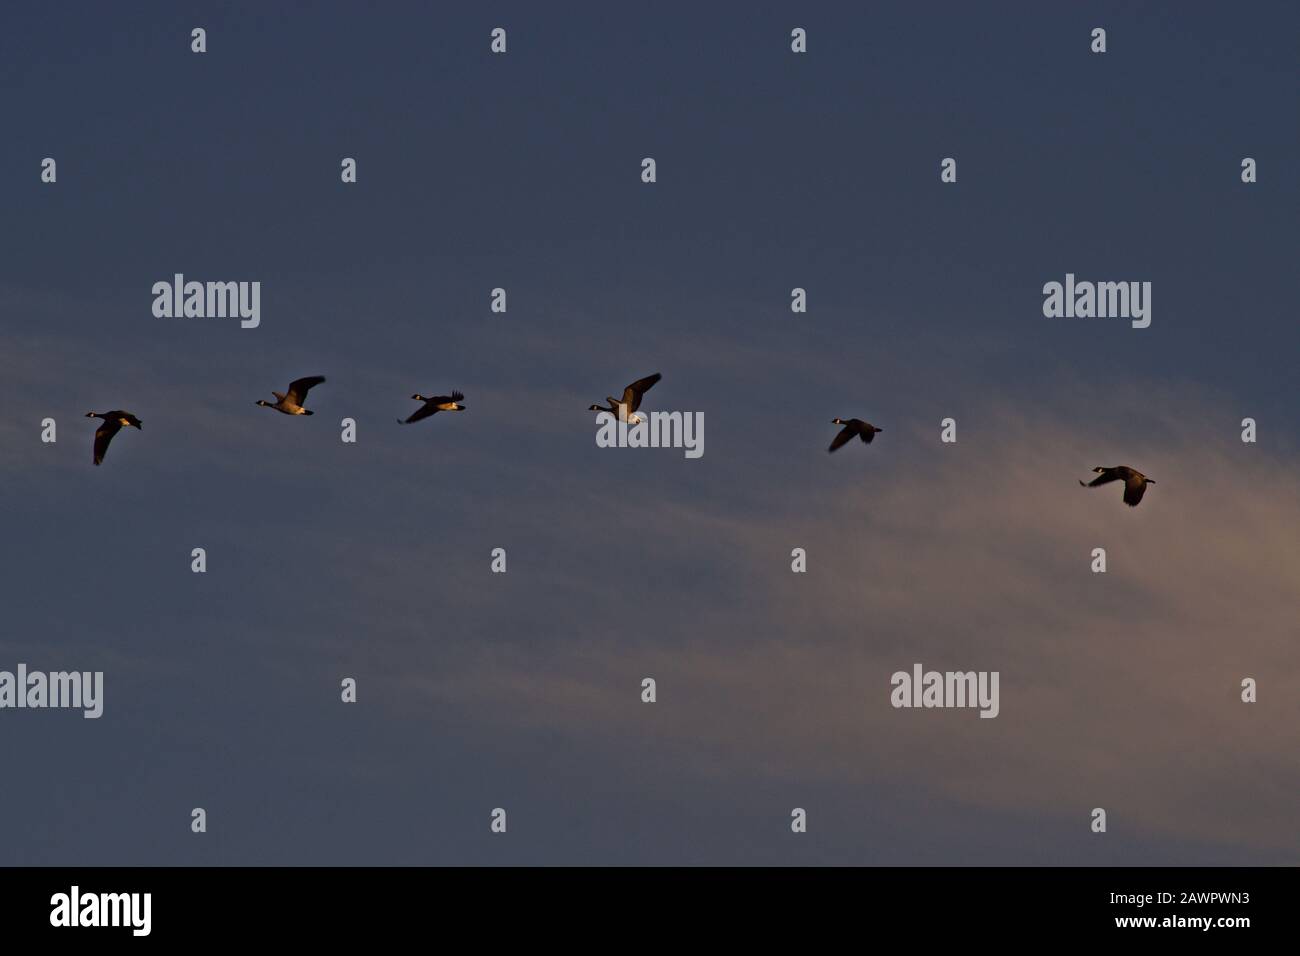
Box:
[1,1,1296,865]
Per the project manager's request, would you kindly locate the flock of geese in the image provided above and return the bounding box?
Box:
[84,371,1156,507]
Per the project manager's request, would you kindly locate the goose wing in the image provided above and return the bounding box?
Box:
[93,420,122,466]
[400,401,438,425]
[859,422,877,444]
[1123,476,1148,507]
[1083,469,1121,487]
[829,424,855,453]
[621,373,661,411]
[286,376,326,405]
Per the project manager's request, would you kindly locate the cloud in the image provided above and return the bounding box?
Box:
[4,302,1293,862]
[373,387,1300,861]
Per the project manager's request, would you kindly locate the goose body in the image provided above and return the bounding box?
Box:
[399,390,466,424]
[589,373,661,424]
[828,417,882,453]
[1079,465,1155,507]
[256,376,325,415]
[85,410,142,466]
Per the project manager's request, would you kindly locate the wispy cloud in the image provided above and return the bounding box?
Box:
[361,389,1300,861]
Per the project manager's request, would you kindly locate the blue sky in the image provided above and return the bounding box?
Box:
[1,2,1296,864]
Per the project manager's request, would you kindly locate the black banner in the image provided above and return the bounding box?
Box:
[0,867,1284,942]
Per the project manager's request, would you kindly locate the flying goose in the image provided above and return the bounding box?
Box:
[256,376,326,415]
[1079,465,1155,507]
[828,417,882,453]
[85,411,142,466]
[589,373,661,424]
[399,390,466,424]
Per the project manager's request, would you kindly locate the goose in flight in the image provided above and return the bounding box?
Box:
[399,390,466,424]
[256,376,326,415]
[589,373,661,424]
[828,417,882,453]
[85,411,142,466]
[1079,465,1155,507]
